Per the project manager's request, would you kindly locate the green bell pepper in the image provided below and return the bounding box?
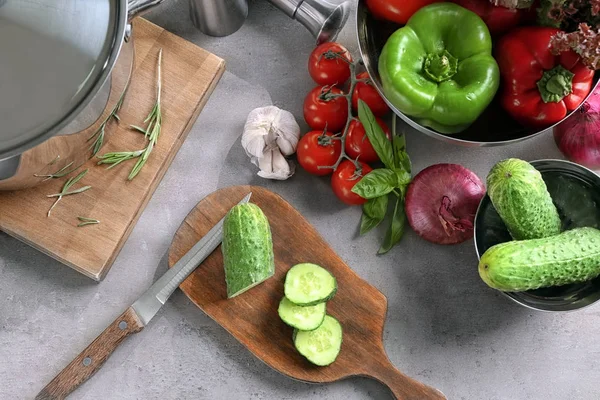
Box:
[378,3,500,134]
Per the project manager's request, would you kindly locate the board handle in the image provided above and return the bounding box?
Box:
[368,359,447,400]
[35,307,144,400]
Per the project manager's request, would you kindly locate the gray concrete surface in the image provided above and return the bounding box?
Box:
[1,1,599,399]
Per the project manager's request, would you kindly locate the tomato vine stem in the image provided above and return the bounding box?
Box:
[317,57,364,172]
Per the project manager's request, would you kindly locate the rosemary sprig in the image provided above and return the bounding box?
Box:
[88,71,132,156]
[34,161,78,182]
[97,149,144,169]
[46,186,92,198]
[97,48,163,181]
[47,169,91,217]
[77,216,100,227]
[128,48,163,180]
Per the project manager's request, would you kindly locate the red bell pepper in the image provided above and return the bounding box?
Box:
[452,0,524,34]
[496,27,595,128]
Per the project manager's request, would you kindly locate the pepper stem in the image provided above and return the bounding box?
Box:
[424,50,458,83]
[537,65,574,103]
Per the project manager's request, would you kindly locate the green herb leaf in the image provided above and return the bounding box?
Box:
[360,214,380,236]
[46,169,90,217]
[393,168,412,187]
[130,125,148,134]
[364,194,388,219]
[77,216,100,227]
[351,169,396,199]
[378,196,406,254]
[360,195,388,235]
[392,135,411,173]
[358,100,394,169]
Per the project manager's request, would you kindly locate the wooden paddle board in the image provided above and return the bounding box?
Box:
[168,185,446,400]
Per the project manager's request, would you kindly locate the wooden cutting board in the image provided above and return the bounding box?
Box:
[0,19,225,281]
[168,186,446,400]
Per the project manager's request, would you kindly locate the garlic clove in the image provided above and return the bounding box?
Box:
[257,148,294,181]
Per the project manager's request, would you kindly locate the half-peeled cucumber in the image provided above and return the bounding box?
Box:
[222,203,274,298]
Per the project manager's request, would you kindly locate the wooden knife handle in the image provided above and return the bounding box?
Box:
[368,359,447,400]
[36,307,144,400]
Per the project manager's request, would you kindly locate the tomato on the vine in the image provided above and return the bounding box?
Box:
[308,42,353,86]
[297,130,342,176]
[303,86,348,133]
[331,160,372,206]
[352,72,389,117]
[345,118,391,163]
[366,0,438,25]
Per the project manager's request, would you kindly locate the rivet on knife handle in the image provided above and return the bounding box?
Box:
[35,307,144,400]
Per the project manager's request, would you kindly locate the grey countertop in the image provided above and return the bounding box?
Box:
[1,1,599,399]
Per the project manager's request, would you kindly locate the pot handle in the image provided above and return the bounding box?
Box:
[128,0,165,20]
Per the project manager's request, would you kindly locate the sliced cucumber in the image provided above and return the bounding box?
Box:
[278,296,326,331]
[284,263,337,306]
[293,315,342,366]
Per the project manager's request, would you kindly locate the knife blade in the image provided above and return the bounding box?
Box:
[132,191,251,325]
[35,192,251,400]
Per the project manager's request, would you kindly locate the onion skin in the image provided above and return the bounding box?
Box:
[554,88,600,169]
[405,164,486,245]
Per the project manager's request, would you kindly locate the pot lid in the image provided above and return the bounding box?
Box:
[0,0,126,159]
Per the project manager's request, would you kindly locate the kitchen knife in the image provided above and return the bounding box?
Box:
[35,192,252,400]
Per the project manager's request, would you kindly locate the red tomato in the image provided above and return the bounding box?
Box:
[352,72,389,117]
[345,118,391,163]
[308,42,353,86]
[297,130,342,176]
[452,0,523,35]
[366,0,438,25]
[303,86,349,133]
[331,160,373,206]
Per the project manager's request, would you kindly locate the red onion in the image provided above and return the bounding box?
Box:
[554,87,600,169]
[405,164,486,245]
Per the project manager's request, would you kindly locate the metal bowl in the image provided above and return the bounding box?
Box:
[474,159,600,311]
[355,1,600,147]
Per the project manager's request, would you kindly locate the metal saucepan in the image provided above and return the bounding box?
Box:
[0,0,164,191]
[355,0,600,147]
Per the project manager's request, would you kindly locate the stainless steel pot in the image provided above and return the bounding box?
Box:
[355,0,600,147]
[474,159,600,311]
[0,0,164,190]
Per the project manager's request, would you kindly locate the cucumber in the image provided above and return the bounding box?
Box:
[486,158,561,240]
[293,315,342,366]
[479,227,600,292]
[222,203,274,298]
[284,263,337,306]
[278,296,326,331]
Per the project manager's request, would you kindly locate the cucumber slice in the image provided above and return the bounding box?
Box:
[284,263,337,306]
[278,296,326,331]
[293,315,342,366]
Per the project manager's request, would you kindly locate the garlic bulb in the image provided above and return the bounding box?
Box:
[242,106,300,180]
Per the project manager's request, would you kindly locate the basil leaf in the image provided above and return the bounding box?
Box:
[378,196,406,254]
[351,169,396,199]
[364,194,388,219]
[358,100,394,169]
[394,169,412,187]
[361,196,388,235]
[393,135,411,173]
[360,213,380,235]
